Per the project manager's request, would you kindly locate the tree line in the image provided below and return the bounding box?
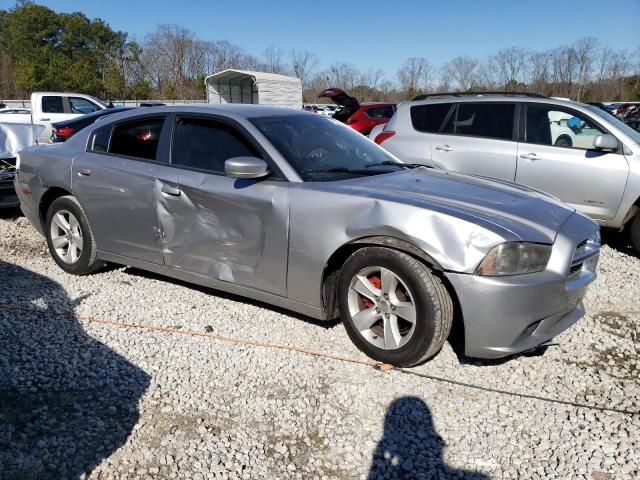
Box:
[1,2,638,102]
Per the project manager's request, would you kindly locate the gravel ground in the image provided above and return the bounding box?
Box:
[0,213,638,479]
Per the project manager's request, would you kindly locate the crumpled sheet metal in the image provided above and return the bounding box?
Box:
[287,189,504,308]
[155,175,289,297]
[0,123,44,159]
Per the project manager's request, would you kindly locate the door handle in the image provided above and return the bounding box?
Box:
[435,145,453,152]
[77,168,91,176]
[40,118,50,121]
[161,185,181,196]
[519,153,541,161]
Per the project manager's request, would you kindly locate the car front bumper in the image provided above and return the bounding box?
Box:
[446,212,600,359]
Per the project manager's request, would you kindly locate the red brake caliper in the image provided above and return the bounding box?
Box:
[361,274,381,308]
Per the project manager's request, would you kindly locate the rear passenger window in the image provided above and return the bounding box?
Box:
[90,126,111,152]
[42,96,64,114]
[410,103,453,133]
[365,106,395,119]
[171,117,259,173]
[445,103,515,140]
[109,118,164,160]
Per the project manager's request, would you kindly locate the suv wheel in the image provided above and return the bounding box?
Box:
[337,247,453,367]
[630,214,640,254]
[45,195,104,275]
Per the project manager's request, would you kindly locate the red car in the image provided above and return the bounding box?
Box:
[318,88,395,135]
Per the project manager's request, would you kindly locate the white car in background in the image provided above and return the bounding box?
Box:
[548,111,601,149]
[0,107,32,124]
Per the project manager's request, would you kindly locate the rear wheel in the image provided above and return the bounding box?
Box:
[45,195,103,275]
[337,247,453,366]
[630,214,640,254]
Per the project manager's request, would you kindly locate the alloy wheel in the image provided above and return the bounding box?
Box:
[49,209,84,264]
[347,266,417,350]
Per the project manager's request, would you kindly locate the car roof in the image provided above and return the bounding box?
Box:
[404,95,588,111]
[94,103,310,119]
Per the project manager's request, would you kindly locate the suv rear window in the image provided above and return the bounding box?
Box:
[444,103,515,141]
[410,103,453,133]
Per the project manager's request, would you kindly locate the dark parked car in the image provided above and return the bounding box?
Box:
[318,88,395,135]
[623,107,640,132]
[51,107,134,142]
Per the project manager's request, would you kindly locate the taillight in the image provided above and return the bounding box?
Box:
[374,131,395,145]
[54,127,74,138]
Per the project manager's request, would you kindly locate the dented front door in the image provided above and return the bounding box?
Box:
[156,172,290,296]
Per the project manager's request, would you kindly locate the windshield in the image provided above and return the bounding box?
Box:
[251,114,403,181]
[586,105,640,145]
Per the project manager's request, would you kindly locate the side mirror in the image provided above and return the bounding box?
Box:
[224,157,270,179]
[592,134,617,151]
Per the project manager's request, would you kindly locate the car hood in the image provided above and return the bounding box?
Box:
[327,168,576,244]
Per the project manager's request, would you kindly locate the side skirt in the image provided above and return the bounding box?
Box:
[97,251,326,321]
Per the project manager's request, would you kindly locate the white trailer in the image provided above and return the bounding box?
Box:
[205,69,302,110]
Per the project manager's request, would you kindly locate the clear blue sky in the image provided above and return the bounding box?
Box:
[2,0,639,78]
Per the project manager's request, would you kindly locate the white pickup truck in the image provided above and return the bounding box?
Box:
[0,92,107,143]
[0,92,105,207]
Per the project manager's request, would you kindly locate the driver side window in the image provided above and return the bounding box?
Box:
[171,117,260,174]
[525,105,606,150]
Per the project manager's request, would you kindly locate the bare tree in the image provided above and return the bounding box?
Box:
[325,62,360,91]
[397,57,433,95]
[491,47,529,90]
[549,46,578,97]
[528,51,551,94]
[362,68,385,90]
[441,56,479,91]
[573,37,599,101]
[608,50,633,99]
[262,45,287,74]
[289,49,319,88]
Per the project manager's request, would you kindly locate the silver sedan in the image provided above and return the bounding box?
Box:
[15,105,600,366]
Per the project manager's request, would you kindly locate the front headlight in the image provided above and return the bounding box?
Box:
[476,242,552,276]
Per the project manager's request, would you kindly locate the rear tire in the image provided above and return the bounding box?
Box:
[630,214,640,254]
[337,247,453,367]
[45,195,104,275]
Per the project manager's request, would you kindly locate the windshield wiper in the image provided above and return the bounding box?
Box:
[364,161,427,169]
[302,167,388,176]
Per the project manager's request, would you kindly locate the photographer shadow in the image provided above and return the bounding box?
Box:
[368,396,490,479]
[0,261,150,478]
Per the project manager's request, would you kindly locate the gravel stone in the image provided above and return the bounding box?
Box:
[0,216,638,479]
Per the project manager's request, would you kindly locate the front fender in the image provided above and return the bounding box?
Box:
[286,187,507,308]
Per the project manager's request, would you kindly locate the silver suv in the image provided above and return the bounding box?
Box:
[374,93,640,253]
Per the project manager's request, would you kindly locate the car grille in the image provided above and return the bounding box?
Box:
[0,157,16,180]
[568,232,600,282]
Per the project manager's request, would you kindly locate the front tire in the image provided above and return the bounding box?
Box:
[337,247,453,367]
[45,195,103,275]
[630,214,640,254]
